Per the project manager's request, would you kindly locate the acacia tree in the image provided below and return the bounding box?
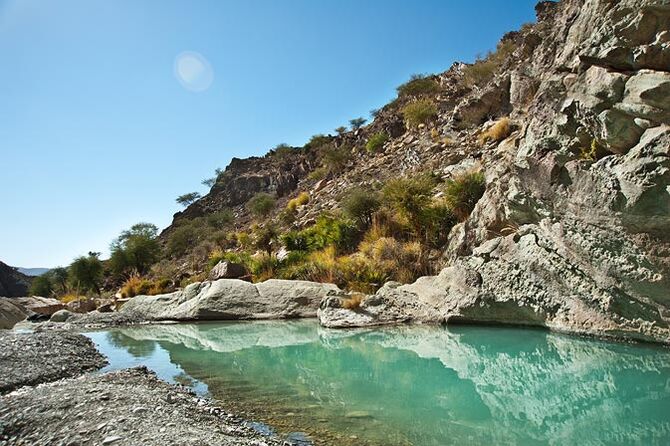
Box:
[176,192,201,207]
[349,117,367,130]
[335,126,347,135]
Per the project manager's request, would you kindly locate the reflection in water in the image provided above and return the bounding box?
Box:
[88,321,670,446]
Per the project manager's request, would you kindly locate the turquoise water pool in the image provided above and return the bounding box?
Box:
[86,320,670,445]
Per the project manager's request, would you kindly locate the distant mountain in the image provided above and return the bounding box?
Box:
[16,267,50,277]
[0,261,31,297]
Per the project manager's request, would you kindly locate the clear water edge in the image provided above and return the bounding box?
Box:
[85,320,670,446]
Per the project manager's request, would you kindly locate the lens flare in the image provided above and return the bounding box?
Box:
[174,51,214,92]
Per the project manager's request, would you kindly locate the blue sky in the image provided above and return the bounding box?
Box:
[0,0,537,268]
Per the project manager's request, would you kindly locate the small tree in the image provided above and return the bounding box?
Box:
[29,275,53,297]
[349,117,367,130]
[68,252,103,295]
[402,99,437,127]
[246,193,276,218]
[396,74,440,97]
[370,108,380,119]
[341,188,381,226]
[176,192,201,207]
[335,126,347,135]
[202,177,216,188]
[109,223,161,277]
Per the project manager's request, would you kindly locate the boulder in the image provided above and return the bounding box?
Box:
[50,309,73,323]
[67,299,97,314]
[121,278,342,321]
[14,296,64,316]
[208,261,248,281]
[0,298,29,329]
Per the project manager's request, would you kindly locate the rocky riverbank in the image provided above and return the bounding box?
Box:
[0,367,282,446]
[0,330,288,446]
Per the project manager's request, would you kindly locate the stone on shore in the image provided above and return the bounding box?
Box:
[121,278,342,321]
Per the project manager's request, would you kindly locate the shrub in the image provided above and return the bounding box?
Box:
[308,166,328,181]
[349,117,367,130]
[397,74,440,97]
[251,224,280,254]
[246,193,277,218]
[402,99,438,127]
[335,126,347,135]
[176,192,201,207]
[119,275,173,298]
[29,275,53,297]
[463,40,515,88]
[416,203,457,248]
[365,132,388,153]
[60,293,86,304]
[109,223,161,277]
[382,174,437,222]
[579,138,605,161]
[167,222,204,257]
[341,188,381,226]
[306,134,331,150]
[68,252,103,295]
[282,214,359,253]
[287,192,310,212]
[206,209,234,229]
[479,117,512,144]
[207,249,252,269]
[249,253,280,282]
[358,237,429,284]
[282,231,311,251]
[322,145,352,173]
[444,171,486,221]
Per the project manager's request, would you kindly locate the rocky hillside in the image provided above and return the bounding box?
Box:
[163,0,670,342]
[0,261,30,298]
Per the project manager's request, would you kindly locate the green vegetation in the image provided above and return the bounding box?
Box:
[402,99,438,127]
[287,192,310,212]
[463,40,515,88]
[580,138,602,161]
[109,223,161,278]
[322,144,352,173]
[176,192,201,207]
[29,275,53,297]
[349,117,367,130]
[444,171,486,221]
[246,192,277,218]
[68,252,103,295]
[397,74,440,97]
[335,126,347,135]
[366,132,388,153]
[306,134,331,149]
[308,166,328,181]
[341,187,381,226]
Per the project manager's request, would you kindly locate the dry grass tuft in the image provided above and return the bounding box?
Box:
[478,117,512,145]
[342,293,365,310]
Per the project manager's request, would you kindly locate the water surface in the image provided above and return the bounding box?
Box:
[87,321,670,445]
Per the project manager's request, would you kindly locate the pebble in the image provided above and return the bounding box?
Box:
[101,436,122,445]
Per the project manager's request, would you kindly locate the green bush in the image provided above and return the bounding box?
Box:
[463,40,515,88]
[308,166,328,181]
[206,209,234,229]
[444,171,486,221]
[402,99,437,127]
[68,252,103,295]
[366,132,388,153]
[322,145,352,173]
[282,214,359,253]
[167,221,206,257]
[397,74,440,97]
[246,192,277,218]
[306,134,331,149]
[109,223,161,277]
[382,174,437,222]
[341,187,381,226]
[29,275,53,297]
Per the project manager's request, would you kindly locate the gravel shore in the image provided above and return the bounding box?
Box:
[0,367,282,446]
[0,330,107,394]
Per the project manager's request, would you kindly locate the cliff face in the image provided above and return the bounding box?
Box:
[166,0,670,342]
[0,261,30,297]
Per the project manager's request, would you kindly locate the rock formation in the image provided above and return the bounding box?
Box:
[0,261,30,298]
[320,0,670,343]
[121,278,342,321]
